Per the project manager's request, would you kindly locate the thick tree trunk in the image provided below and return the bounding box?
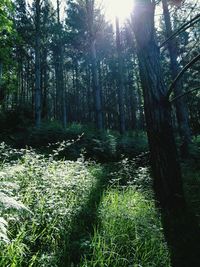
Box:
[162,0,191,156]
[132,0,184,210]
[35,0,41,127]
[116,17,126,134]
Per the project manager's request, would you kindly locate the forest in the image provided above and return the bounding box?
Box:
[0,0,200,266]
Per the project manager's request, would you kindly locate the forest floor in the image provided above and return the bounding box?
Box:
[0,136,200,267]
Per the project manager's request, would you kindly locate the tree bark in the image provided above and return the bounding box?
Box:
[132,0,185,210]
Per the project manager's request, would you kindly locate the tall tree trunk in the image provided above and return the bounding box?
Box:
[136,74,145,130]
[91,40,103,130]
[42,49,48,119]
[162,0,191,156]
[56,0,67,128]
[132,0,184,210]
[86,0,103,130]
[116,17,126,134]
[35,0,41,127]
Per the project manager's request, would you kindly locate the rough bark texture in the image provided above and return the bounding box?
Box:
[162,0,191,156]
[116,17,126,134]
[132,0,184,209]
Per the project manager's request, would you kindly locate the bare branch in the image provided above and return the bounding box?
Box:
[160,13,200,48]
[167,53,200,99]
[170,87,200,103]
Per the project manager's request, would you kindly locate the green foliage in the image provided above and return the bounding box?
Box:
[109,158,152,191]
[81,187,171,267]
[0,0,16,63]
[0,144,102,266]
[26,124,148,161]
[182,137,200,221]
[0,105,33,133]
[0,120,148,162]
[117,132,148,158]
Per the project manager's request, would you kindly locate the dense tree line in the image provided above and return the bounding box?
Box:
[1,0,198,132]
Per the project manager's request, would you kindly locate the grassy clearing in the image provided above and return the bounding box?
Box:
[80,164,171,267]
[0,143,103,267]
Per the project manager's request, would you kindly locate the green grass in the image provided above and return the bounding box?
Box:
[0,144,103,267]
[80,171,171,267]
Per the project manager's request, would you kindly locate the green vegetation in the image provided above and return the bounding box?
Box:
[0,0,200,265]
[0,121,148,161]
[0,144,103,266]
[0,141,172,267]
[81,187,170,267]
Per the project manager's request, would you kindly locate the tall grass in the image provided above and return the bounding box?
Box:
[81,171,171,267]
[0,144,102,266]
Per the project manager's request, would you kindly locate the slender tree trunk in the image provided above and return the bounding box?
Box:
[136,75,145,130]
[35,0,41,127]
[86,0,103,129]
[91,40,103,129]
[42,49,48,119]
[162,0,191,156]
[132,0,184,210]
[54,0,67,127]
[116,17,126,134]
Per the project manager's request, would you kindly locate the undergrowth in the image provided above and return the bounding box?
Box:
[0,143,103,266]
[0,122,148,161]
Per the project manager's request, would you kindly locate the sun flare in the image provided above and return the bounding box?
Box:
[102,0,134,24]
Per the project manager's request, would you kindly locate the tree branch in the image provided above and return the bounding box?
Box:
[160,13,200,48]
[170,87,200,103]
[167,53,200,99]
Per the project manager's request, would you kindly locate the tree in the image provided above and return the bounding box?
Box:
[115,17,126,134]
[0,0,14,104]
[34,0,42,127]
[132,0,184,210]
[53,0,66,127]
[162,0,191,156]
[85,0,103,129]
